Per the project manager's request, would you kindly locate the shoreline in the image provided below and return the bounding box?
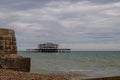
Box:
[0,69,120,80]
[0,69,68,80]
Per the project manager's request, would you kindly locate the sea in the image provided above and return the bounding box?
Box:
[18,51,120,78]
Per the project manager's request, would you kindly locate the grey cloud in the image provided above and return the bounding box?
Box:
[0,0,120,11]
[0,0,120,50]
[87,0,120,4]
[0,0,51,10]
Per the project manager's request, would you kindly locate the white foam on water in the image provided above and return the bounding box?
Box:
[70,69,91,72]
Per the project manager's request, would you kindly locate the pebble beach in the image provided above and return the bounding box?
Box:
[0,69,69,80]
[0,69,120,80]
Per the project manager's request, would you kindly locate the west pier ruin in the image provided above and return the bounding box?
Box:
[27,43,71,53]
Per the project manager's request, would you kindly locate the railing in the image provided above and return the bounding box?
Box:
[26,48,71,53]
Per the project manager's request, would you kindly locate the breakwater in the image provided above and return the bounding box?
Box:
[0,28,30,72]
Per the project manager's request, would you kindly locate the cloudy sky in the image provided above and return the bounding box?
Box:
[0,0,120,51]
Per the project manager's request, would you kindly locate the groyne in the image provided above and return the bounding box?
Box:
[0,28,30,72]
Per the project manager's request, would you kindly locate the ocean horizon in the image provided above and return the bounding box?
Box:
[18,51,120,77]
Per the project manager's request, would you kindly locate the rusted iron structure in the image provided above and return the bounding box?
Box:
[27,43,71,53]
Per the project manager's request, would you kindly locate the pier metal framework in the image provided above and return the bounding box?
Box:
[26,43,71,53]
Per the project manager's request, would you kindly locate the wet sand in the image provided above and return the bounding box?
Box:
[83,76,120,80]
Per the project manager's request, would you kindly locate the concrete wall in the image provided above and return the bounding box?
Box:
[0,28,17,54]
[0,28,31,72]
[0,54,30,72]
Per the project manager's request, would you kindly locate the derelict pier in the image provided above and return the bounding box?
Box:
[26,43,71,53]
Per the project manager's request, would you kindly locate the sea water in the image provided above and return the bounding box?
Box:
[18,51,120,77]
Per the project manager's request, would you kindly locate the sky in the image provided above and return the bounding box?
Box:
[0,0,120,51]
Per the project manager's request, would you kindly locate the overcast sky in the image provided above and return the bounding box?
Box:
[0,0,120,51]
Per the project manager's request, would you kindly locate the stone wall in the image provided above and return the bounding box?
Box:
[0,54,30,72]
[0,28,17,54]
[0,28,30,72]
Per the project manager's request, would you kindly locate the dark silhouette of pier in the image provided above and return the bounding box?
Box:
[26,43,71,53]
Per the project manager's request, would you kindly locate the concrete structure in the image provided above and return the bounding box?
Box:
[0,28,30,72]
[0,54,30,72]
[0,28,17,54]
[27,43,71,53]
